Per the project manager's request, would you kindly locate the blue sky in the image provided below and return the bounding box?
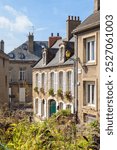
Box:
[0,0,94,53]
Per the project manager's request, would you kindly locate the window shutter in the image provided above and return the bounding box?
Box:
[39,73,41,89]
[56,72,59,92]
[44,73,47,92]
[48,72,50,90]
[63,71,66,93]
[54,72,57,93]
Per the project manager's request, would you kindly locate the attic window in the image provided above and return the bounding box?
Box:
[9,53,15,59]
[43,52,46,65]
[59,46,65,62]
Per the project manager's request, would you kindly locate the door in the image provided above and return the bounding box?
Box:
[49,100,56,117]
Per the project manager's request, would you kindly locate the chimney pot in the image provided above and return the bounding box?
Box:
[51,33,53,37]
[0,40,4,51]
[75,16,76,20]
[71,16,73,20]
[68,16,70,20]
[57,33,59,36]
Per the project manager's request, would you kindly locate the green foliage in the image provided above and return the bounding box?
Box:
[57,88,63,98]
[34,87,39,94]
[40,87,45,95]
[65,91,72,101]
[48,88,54,96]
[0,109,100,150]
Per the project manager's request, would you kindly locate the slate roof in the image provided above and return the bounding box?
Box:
[8,41,48,61]
[33,38,74,69]
[73,11,100,33]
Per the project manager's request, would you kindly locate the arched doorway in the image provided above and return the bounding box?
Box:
[48,99,56,117]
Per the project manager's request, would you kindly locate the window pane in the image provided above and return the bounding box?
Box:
[88,85,90,103]
[87,42,90,61]
[50,72,54,88]
[42,73,45,88]
[91,41,95,60]
[92,85,95,104]
[59,72,63,89]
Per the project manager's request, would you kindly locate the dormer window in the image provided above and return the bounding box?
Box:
[42,49,47,65]
[59,45,65,62]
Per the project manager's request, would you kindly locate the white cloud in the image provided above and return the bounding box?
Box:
[0,5,33,32]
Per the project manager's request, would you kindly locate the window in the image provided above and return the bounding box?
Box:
[50,72,54,89]
[85,82,95,106]
[59,72,63,90]
[86,38,95,62]
[9,70,12,82]
[59,46,64,62]
[43,52,46,65]
[35,73,38,87]
[19,88,25,102]
[19,68,25,80]
[66,71,71,91]
[42,73,45,88]
[84,114,96,123]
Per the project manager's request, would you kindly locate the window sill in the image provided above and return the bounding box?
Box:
[82,105,96,110]
[84,61,97,66]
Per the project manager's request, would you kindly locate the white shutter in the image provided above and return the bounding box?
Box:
[39,73,42,88]
[44,73,47,92]
[63,71,66,93]
[54,72,57,94]
[19,88,25,102]
[71,70,74,96]
[56,72,59,93]
[48,72,50,90]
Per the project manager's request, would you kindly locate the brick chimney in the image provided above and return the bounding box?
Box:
[48,33,62,48]
[66,16,81,40]
[94,0,100,13]
[28,32,34,53]
[0,40,4,52]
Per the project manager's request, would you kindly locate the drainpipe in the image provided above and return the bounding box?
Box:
[74,34,78,123]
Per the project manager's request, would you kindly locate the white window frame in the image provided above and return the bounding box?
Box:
[86,37,95,63]
[85,81,96,107]
[19,68,25,81]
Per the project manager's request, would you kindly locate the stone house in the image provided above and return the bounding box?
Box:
[0,40,9,108]
[73,0,100,123]
[33,16,81,119]
[8,33,48,109]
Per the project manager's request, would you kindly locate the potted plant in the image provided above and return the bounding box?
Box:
[40,87,45,95]
[34,87,39,94]
[48,88,54,96]
[65,91,72,101]
[57,88,63,98]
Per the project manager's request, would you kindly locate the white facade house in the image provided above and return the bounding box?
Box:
[33,37,75,119]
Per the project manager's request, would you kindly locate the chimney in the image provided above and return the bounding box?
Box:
[94,0,100,13]
[48,33,62,48]
[28,32,34,53]
[0,40,4,52]
[66,16,81,40]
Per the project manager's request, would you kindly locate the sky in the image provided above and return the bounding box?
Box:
[0,0,94,53]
